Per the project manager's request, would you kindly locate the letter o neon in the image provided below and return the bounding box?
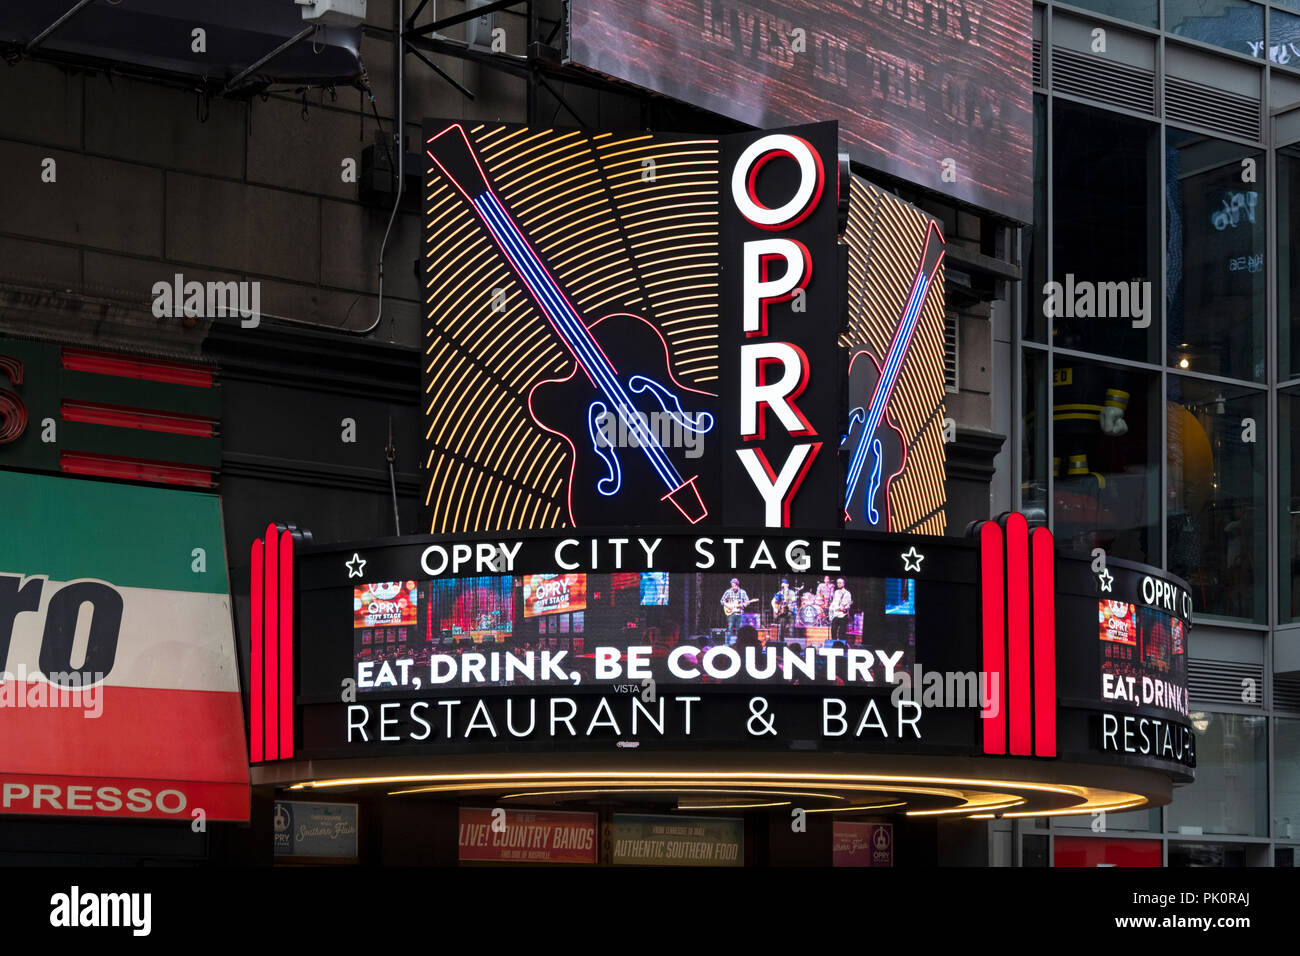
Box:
[730,134,824,229]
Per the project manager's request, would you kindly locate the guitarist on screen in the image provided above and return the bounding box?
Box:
[771,577,801,642]
[828,577,853,645]
[720,578,754,638]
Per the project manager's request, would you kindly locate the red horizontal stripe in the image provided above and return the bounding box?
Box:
[0,773,248,821]
[61,400,216,437]
[60,451,213,488]
[62,348,215,388]
[0,684,248,783]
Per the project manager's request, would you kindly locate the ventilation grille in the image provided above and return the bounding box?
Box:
[1188,658,1264,708]
[1033,40,1043,88]
[1050,48,1155,115]
[1165,77,1261,142]
[944,312,959,392]
[1275,673,1300,713]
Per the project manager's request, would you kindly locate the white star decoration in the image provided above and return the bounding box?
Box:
[346,553,366,579]
[1097,568,1114,592]
[901,546,925,573]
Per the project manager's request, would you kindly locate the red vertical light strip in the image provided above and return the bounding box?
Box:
[1006,513,1032,756]
[278,529,294,760]
[1032,527,1057,757]
[980,521,1006,755]
[262,523,279,762]
[249,539,264,763]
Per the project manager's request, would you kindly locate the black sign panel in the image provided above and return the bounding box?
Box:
[284,528,1195,781]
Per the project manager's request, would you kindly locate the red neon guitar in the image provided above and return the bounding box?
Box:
[426,124,716,526]
[841,222,945,529]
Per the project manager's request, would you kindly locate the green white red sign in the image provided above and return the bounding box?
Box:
[0,471,249,820]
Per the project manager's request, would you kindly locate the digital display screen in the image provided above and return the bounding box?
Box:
[351,570,915,692]
[1099,600,1189,717]
[522,573,588,618]
[353,581,418,628]
[640,571,669,606]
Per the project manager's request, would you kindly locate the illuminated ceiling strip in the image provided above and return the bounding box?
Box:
[681,801,791,810]
[673,345,717,357]
[1002,797,1149,819]
[803,802,908,814]
[906,797,1025,818]
[289,771,1092,802]
[490,788,843,802]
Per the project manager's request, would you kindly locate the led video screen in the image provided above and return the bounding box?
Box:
[1099,600,1189,717]
[351,570,915,692]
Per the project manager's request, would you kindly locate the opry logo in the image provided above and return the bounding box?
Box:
[730,132,826,526]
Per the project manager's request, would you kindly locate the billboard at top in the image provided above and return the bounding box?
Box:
[420,118,949,535]
[566,0,1033,223]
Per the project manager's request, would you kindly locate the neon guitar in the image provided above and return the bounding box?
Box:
[426,123,716,526]
[841,221,945,529]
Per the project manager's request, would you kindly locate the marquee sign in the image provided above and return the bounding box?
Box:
[250,518,1195,787]
[420,119,947,535]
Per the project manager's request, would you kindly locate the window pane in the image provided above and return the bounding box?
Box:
[1167,0,1265,58]
[1168,842,1252,865]
[1281,389,1300,620]
[1166,129,1266,383]
[1167,377,1267,622]
[1024,94,1048,343]
[1021,350,1050,525]
[1279,148,1300,381]
[1054,808,1160,831]
[1271,10,1300,66]
[1056,0,1158,27]
[1167,712,1268,837]
[1052,358,1160,563]
[1051,101,1160,363]
[1277,718,1300,840]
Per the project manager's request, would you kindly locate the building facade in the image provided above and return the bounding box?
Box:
[0,0,1288,866]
